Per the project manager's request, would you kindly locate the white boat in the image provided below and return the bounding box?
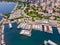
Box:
[57,28,60,34]
[44,40,48,45]
[39,25,42,31]
[44,40,57,45]
[9,23,12,28]
[48,40,57,45]
[44,25,47,32]
[17,23,26,29]
[48,26,53,33]
[20,30,31,36]
[32,24,42,31]
[32,25,37,29]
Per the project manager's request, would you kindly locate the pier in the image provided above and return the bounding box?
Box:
[1,25,6,45]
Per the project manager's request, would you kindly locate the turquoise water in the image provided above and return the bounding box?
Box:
[4,22,60,45]
[0,2,15,14]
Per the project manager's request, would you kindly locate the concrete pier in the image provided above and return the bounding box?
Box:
[1,25,6,45]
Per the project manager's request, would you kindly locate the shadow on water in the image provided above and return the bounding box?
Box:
[4,22,60,45]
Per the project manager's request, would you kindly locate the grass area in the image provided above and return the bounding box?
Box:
[27,11,42,19]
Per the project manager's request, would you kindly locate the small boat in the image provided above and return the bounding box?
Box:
[48,40,57,45]
[44,25,47,32]
[39,25,42,31]
[48,26,53,33]
[32,24,42,31]
[57,28,60,34]
[44,40,57,45]
[9,23,12,29]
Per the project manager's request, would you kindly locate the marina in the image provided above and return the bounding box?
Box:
[4,22,60,45]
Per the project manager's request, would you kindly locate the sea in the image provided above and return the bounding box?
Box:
[0,2,15,21]
[0,2,15,14]
[4,22,60,45]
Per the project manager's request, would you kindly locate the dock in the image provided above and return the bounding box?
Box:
[1,25,6,45]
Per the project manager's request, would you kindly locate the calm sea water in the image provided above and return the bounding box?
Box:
[4,22,60,45]
[0,2,15,14]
